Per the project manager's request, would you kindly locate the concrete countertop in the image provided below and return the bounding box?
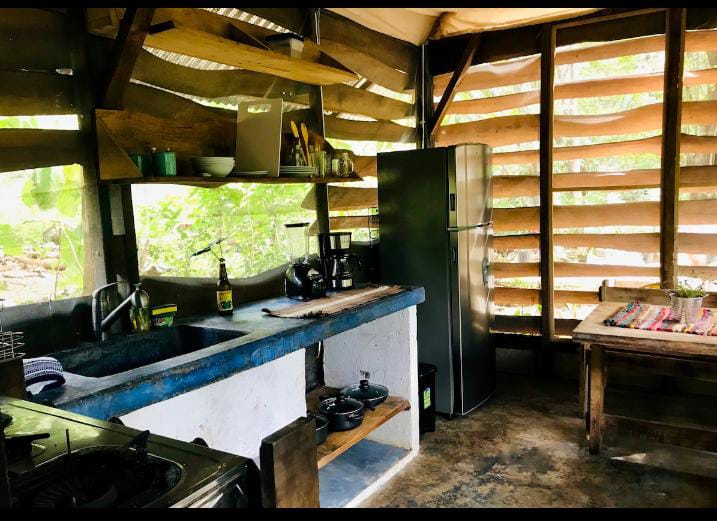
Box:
[34,287,425,420]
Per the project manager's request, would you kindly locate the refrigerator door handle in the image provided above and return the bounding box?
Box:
[447,222,493,232]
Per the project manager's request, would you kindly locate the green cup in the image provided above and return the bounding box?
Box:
[152,150,177,177]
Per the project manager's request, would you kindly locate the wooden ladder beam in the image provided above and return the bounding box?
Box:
[428,34,481,137]
[102,7,156,109]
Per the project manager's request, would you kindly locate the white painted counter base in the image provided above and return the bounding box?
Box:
[120,306,420,505]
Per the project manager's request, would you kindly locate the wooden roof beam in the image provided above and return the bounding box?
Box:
[102,7,155,109]
[428,34,481,137]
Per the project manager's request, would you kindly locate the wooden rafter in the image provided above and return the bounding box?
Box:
[102,7,156,109]
[428,34,480,137]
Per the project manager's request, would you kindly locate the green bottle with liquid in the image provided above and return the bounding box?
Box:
[217,258,233,315]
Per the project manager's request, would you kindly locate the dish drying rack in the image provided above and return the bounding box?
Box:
[0,299,24,360]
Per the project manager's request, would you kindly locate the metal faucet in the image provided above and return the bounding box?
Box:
[92,282,147,341]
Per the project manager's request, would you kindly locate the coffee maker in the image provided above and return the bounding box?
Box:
[318,232,362,291]
[284,223,326,301]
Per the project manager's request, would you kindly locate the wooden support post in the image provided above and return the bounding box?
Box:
[415,42,434,149]
[68,8,115,292]
[427,34,481,137]
[102,7,155,109]
[579,343,590,424]
[538,24,556,376]
[307,8,330,234]
[660,8,686,289]
[588,344,606,454]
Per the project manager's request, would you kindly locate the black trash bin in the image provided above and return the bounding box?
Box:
[418,363,437,435]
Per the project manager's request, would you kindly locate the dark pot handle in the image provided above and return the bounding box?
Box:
[363,400,376,412]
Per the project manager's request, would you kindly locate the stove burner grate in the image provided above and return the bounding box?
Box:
[32,475,118,508]
[11,446,182,508]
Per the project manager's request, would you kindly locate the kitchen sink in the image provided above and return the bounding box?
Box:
[51,325,246,378]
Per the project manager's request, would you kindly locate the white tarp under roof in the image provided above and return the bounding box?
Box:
[328,8,603,45]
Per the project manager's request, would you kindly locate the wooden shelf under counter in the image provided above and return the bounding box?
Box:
[307,386,411,469]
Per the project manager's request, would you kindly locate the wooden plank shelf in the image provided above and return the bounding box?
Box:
[145,22,358,86]
[307,386,410,470]
[102,174,364,187]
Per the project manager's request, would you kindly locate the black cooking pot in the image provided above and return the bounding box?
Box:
[318,393,364,431]
[341,379,389,411]
[307,411,329,445]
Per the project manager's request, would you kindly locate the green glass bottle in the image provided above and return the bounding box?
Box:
[216,258,233,316]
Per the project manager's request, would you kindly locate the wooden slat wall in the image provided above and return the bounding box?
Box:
[0,10,87,174]
[0,10,87,173]
[429,21,717,340]
[0,8,72,71]
[433,29,717,94]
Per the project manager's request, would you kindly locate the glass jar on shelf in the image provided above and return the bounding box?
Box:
[331,149,353,177]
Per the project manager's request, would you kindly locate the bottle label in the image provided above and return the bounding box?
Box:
[217,290,233,311]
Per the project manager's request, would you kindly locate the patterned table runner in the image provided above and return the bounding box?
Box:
[262,285,405,319]
[605,301,717,336]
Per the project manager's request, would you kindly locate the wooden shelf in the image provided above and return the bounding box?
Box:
[145,22,358,86]
[102,174,364,187]
[307,386,410,469]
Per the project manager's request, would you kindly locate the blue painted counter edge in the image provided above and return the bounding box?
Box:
[38,287,424,420]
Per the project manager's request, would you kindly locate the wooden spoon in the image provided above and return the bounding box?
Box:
[300,122,312,167]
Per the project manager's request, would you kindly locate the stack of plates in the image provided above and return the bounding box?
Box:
[191,157,235,177]
[279,165,317,177]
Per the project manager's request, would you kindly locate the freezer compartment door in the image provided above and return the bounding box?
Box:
[448,224,495,415]
[450,144,493,228]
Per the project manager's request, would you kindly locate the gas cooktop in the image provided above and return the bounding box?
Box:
[0,397,258,508]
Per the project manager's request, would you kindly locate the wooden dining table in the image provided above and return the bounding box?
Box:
[573,301,717,454]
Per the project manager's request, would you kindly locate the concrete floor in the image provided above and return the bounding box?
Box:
[361,374,717,508]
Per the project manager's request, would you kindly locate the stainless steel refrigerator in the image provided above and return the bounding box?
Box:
[377,144,494,416]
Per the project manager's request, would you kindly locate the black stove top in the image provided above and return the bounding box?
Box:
[1,397,257,508]
[14,447,182,508]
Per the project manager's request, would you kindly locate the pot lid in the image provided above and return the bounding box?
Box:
[341,379,389,402]
[319,393,363,415]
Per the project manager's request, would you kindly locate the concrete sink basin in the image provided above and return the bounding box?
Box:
[52,325,247,378]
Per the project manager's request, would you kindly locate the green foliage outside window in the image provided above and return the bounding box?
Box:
[132,183,315,279]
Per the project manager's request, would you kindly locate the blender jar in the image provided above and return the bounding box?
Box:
[284,222,310,263]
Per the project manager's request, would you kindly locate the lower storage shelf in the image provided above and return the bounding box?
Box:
[318,439,410,508]
[306,386,410,469]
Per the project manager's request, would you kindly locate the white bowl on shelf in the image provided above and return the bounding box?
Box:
[191,157,235,177]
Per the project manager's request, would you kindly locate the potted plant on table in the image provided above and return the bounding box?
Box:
[669,282,709,323]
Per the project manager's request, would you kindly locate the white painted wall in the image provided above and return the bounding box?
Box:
[121,349,306,466]
[323,307,419,451]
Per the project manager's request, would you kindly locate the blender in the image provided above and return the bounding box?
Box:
[284,223,326,301]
